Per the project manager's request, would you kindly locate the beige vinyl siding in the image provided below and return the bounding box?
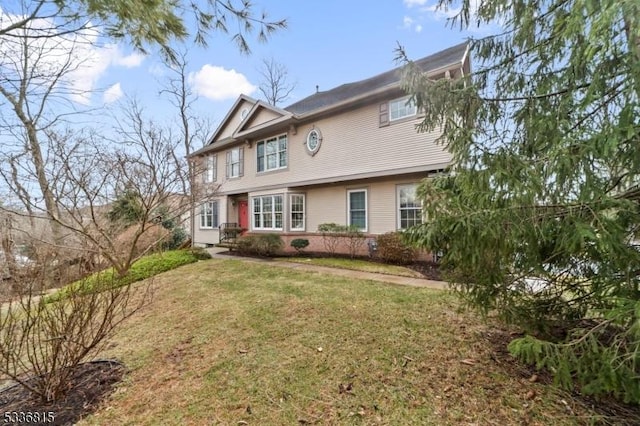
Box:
[368,181,395,234]
[192,197,227,246]
[217,100,254,140]
[225,199,238,224]
[244,108,282,129]
[216,101,449,194]
[305,186,346,232]
[303,177,425,235]
[290,103,448,180]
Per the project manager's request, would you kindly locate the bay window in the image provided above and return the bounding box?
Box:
[252,195,283,230]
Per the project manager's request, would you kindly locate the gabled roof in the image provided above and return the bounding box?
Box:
[190,42,469,157]
[234,99,292,136]
[205,94,258,144]
[285,42,469,115]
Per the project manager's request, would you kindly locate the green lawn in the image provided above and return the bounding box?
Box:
[275,256,425,278]
[81,259,610,425]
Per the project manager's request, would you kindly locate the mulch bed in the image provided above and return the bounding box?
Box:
[0,360,125,426]
[222,250,444,281]
[483,328,640,425]
[404,260,441,281]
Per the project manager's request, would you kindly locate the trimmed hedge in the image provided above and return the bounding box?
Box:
[290,238,310,253]
[236,234,284,257]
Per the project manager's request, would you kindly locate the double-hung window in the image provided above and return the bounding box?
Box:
[290,194,305,231]
[389,96,417,121]
[398,184,423,229]
[226,147,243,178]
[252,195,283,230]
[200,201,219,229]
[257,135,287,172]
[203,155,217,183]
[347,189,367,231]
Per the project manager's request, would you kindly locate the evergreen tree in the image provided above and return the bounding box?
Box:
[107,189,145,226]
[400,0,640,402]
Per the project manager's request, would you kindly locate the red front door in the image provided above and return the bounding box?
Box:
[238,200,249,233]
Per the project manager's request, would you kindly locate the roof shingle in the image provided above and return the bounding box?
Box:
[284,42,468,115]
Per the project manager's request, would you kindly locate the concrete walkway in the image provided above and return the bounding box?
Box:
[205,247,448,290]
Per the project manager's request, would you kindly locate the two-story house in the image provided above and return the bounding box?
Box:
[190,42,470,254]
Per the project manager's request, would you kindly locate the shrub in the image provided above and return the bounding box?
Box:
[188,247,213,260]
[291,238,310,254]
[375,232,418,265]
[318,223,365,257]
[343,225,365,258]
[236,234,284,257]
[318,223,347,255]
[0,253,151,403]
[163,226,188,250]
[47,249,201,302]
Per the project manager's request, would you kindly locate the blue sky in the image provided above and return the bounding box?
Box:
[98,0,478,135]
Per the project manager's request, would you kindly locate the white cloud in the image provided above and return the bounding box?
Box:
[423,3,462,20]
[189,65,256,101]
[0,9,145,106]
[403,0,429,7]
[403,0,496,34]
[401,14,423,33]
[103,82,123,103]
[148,62,167,77]
[112,50,145,68]
[68,43,145,105]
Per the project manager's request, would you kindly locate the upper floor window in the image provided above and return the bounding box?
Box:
[226,147,244,178]
[203,155,217,183]
[397,184,423,229]
[257,135,287,172]
[389,96,417,121]
[200,201,219,229]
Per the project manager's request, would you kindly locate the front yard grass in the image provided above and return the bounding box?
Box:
[82,259,620,425]
[276,256,424,278]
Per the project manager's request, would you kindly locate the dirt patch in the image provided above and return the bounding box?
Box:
[0,360,125,426]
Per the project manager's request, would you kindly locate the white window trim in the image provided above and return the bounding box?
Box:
[252,194,284,231]
[397,184,423,230]
[227,147,243,178]
[289,194,306,231]
[347,189,368,232]
[199,201,219,229]
[389,95,417,121]
[203,155,217,183]
[257,134,288,173]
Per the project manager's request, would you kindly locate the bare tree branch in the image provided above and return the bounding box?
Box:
[257,57,296,106]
